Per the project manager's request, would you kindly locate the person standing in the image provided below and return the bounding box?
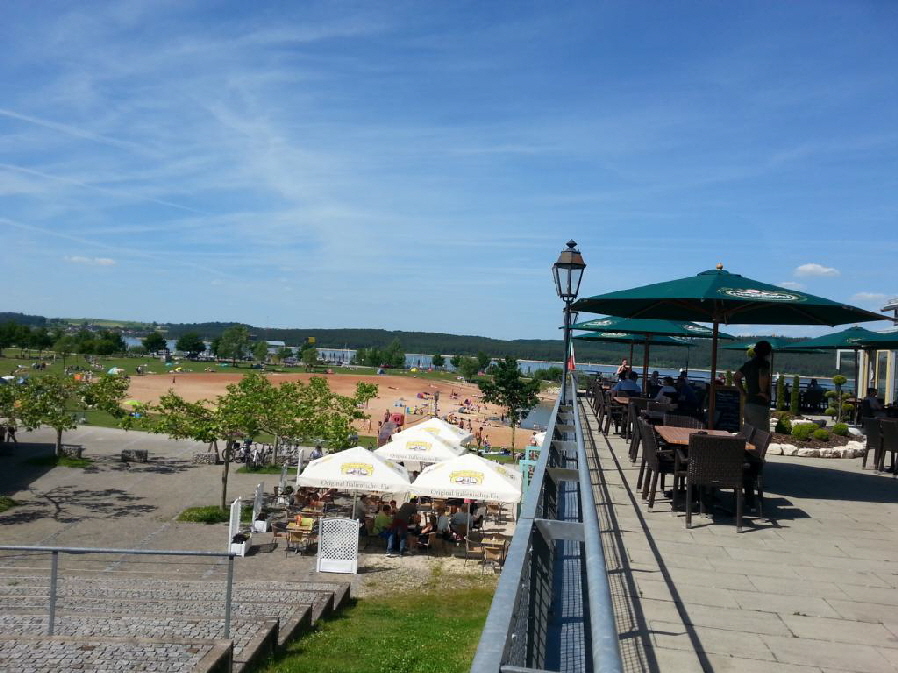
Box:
[734,340,772,431]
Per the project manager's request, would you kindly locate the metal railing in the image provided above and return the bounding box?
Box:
[470,374,623,673]
[0,545,236,637]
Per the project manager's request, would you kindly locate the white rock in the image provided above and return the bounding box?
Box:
[848,427,864,437]
[792,419,816,427]
[783,445,800,456]
[819,448,835,458]
[767,444,784,455]
[797,448,820,458]
[846,440,865,451]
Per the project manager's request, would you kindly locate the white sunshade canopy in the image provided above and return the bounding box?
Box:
[374,428,466,463]
[297,446,410,493]
[410,417,474,445]
[409,453,522,503]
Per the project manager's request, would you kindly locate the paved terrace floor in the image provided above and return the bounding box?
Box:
[581,401,898,673]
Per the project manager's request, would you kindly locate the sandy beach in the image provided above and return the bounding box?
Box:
[126,370,549,448]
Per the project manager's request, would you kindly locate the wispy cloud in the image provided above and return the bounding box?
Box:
[794,263,840,278]
[777,281,805,290]
[65,255,116,266]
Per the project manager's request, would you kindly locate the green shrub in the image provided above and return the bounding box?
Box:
[0,496,19,513]
[791,423,817,441]
[832,423,849,436]
[177,506,229,524]
[824,406,837,418]
[774,412,793,434]
[824,390,838,400]
[776,375,786,411]
[725,370,733,386]
[812,428,831,442]
[833,375,848,387]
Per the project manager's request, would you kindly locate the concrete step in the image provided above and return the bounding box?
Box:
[0,635,233,673]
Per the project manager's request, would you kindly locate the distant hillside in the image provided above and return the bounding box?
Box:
[1,313,850,377]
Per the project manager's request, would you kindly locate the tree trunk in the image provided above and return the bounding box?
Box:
[511,423,516,451]
[55,428,63,457]
[220,440,231,511]
[272,435,280,465]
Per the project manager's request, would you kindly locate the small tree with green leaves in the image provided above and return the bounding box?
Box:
[142,331,167,353]
[833,375,848,421]
[431,353,444,369]
[252,340,269,364]
[476,352,491,371]
[302,347,320,371]
[478,356,540,451]
[790,375,800,416]
[175,332,206,358]
[17,374,130,456]
[457,356,481,381]
[449,355,462,370]
[217,325,250,367]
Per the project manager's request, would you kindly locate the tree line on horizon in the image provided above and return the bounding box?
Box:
[0,312,854,377]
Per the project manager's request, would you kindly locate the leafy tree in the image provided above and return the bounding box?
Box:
[53,335,77,368]
[457,356,481,380]
[252,340,269,363]
[176,332,206,358]
[302,347,320,370]
[16,374,130,455]
[449,355,462,370]
[217,325,250,366]
[431,353,444,369]
[790,374,800,416]
[382,338,405,368]
[478,356,540,451]
[532,367,563,383]
[276,347,294,363]
[143,331,167,353]
[776,375,786,412]
[476,351,491,371]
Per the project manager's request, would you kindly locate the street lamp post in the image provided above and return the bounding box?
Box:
[553,240,586,403]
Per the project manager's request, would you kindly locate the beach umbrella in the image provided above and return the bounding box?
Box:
[374,427,466,464]
[409,453,522,503]
[571,317,735,393]
[410,417,474,445]
[572,266,883,425]
[721,337,824,354]
[297,446,410,494]
[853,329,898,349]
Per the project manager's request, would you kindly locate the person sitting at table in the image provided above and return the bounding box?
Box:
[611,370,640,394]
[616,358,632,378]
[373,504,393,540]
[353,495,369,525]
[654,376,678,402]
[449,505,468,539]
[862,388,886,419]
[386,510,409,557]
[675,377,701,418]
[435,507,452,539]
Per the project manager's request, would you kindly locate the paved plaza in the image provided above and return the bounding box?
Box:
[582,403,898,673]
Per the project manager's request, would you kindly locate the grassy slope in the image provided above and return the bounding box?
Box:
[254,571,496,673]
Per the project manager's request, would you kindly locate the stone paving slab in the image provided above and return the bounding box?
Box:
[0,636,232,673]
[581,399,898,673]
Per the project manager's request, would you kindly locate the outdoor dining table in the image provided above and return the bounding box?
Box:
[655,426,757,454]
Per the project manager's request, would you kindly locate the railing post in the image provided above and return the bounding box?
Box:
[224,554,235,638]
[48,550,59,636]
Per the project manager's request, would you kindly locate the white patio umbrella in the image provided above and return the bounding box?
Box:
[409,453,522,503]
[410,417,474,445]
[297,446,410,502]
[374,428,466,464]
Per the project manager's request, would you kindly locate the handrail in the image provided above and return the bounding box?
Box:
[470,371,623,672]
[572,375,624,673]
[0,545,236,638]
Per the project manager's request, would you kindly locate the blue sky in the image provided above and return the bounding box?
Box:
[2,1,896,340]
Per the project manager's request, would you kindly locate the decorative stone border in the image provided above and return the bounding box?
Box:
[766,439,866,459]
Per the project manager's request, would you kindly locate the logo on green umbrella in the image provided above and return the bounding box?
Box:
[719,288,803,302]
[584,319,615,327]
[683,324,712,333]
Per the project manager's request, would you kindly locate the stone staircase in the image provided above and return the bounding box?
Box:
[0,573,350,672]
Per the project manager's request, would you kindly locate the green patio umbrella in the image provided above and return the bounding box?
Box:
[572,266,883,426]
[853,330,898,349]
[721,337,824,354]
[779,326,885,396]
[571,317,735,393]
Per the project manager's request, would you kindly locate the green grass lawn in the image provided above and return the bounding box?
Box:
[253,570,496,673]
[25,454,93,469]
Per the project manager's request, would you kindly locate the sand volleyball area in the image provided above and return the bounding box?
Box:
[125,369,540,448]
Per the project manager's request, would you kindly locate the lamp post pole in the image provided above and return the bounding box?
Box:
[553,241,587,404]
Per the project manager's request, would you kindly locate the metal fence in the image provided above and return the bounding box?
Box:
[0,545,236,637]
[470,375,623,673]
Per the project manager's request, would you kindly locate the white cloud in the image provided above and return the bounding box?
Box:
[65,255,116,266]
[851,292,887,303]
[777,281,805,290]
[794,263,840,277]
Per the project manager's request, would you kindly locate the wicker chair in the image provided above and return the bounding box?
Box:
[603,391,627,435]
[684,434,747,532]
[629,411,643,463]
[648,401,676,414]
[862,418,883,470]
[594,389,607,429]
[740,423,756,442]
[877,420,898,473]
[625,397,650,443]
[663,413,704,429]
[638,418,677,510]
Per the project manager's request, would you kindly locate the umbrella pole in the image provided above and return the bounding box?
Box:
[707,321,720,429]
[642,340,650,395]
